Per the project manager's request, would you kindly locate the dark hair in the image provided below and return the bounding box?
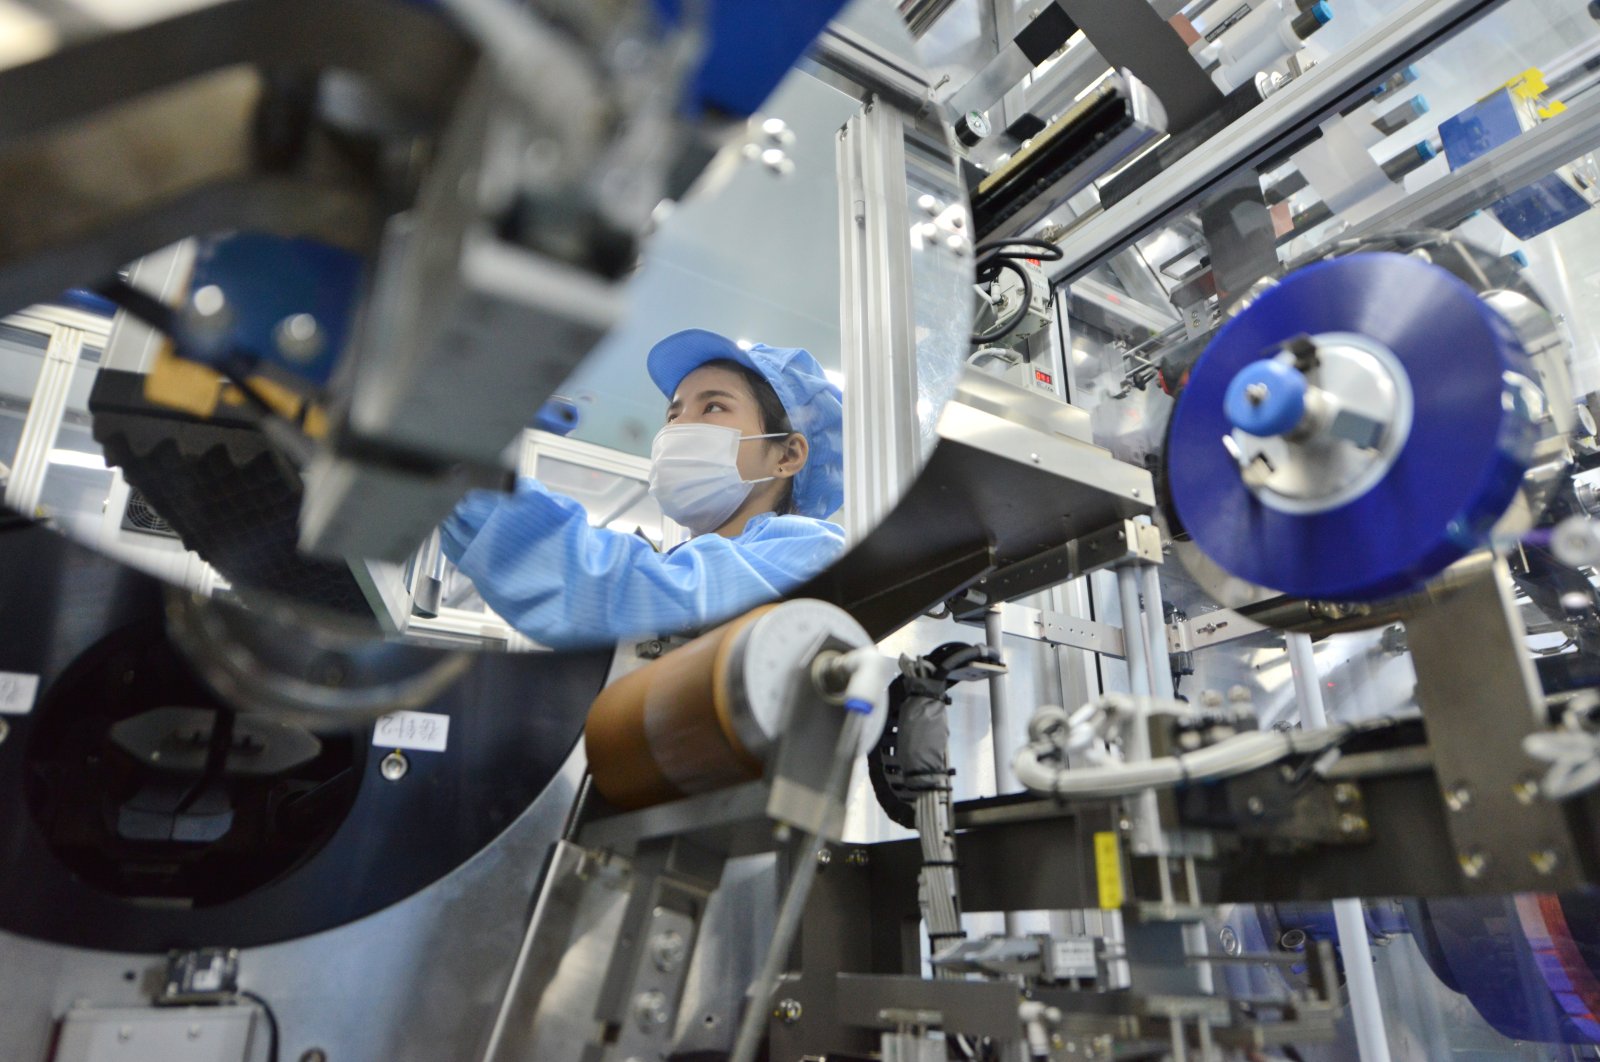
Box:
[703,358,797,516]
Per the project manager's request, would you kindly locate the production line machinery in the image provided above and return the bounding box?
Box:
[11,1,1600,1061]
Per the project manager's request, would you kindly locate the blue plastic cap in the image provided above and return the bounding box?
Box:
[1310,1,1332,24]
[1415,139,1438,162]
[1410,94,1430,116]
[1510,250,1530,268]
[1224,359,1309,437]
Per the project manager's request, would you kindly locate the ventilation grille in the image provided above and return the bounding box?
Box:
[120,488,178,538]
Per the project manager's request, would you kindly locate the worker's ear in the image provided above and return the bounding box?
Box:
[774,432,808,479]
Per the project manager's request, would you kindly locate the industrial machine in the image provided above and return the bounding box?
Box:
[10,0,1600,1060]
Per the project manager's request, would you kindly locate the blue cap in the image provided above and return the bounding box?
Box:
[1409,94,1430,116]
[1415,139,1438,162]
[647,329,844,519]
[1224,359,1308,437]
[1310,1,1332,24]
[1509,250,1530,268]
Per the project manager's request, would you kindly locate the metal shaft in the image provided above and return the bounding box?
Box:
[1287,632,1393,1062]
[984,607,1015,794]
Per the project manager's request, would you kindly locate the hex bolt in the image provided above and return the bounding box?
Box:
[815,847,832,866]
[1530,849,1560,876]
[274,313,324,362]
[633,990,670,1032]
[651,929,687,973]
[1444,783,1473,812]
[774,999,803,1025]
[379,750,409,782]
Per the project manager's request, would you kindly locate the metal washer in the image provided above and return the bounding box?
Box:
[1168,252,1540,601]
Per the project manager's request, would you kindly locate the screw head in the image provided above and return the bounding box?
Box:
[633,990,670,1032]
[1530,849,1560,875]
[1246,795,1265,817]
[845,848,869,867]
[1333,783,1359,806]
[1244,382,1270,407]
[1514,777,1541,804]
[816,847,832,866]
[274,313,324,362]
[1338,813,1368,835]
[380,750,409,782]
[1445,783,1473,812]
[1278,928,1307,951]
[1219,925,1241,956]
[1459,848,1488,879]
[651,929,687,973]
[774,998,803,1024]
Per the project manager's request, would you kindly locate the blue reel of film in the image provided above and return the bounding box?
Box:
[1167,251,1542,601]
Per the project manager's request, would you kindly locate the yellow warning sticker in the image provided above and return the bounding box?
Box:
[1093,831,1124,910]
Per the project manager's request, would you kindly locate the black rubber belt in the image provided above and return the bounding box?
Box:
[1057,0,1225,134]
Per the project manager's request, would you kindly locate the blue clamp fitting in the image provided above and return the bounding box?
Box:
[1224,359,1309,437]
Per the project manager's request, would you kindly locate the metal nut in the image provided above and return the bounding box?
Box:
[380,750,409,782]
[633,990,670,1032]
[651,929,687,973]
[1530,849,1560,876]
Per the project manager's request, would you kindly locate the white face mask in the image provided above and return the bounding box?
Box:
[648,423,785,534]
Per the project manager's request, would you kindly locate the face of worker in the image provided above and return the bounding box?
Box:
[665,364,800,486]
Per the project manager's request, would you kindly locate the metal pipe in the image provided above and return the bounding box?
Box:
[1287,632,1393,1062]
[1140,564,1174,700]
[1116,568,1152,698]
[984,607,1023,938]
[984,607,1015,795]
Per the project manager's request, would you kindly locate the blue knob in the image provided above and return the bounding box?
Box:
[1224,359,1309,437]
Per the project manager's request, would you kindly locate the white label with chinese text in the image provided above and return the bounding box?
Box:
[372,710,450,753]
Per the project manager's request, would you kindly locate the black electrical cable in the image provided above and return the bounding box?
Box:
[970,238,1064,344]
[238,990,280,1062]
[971,257,1033,344]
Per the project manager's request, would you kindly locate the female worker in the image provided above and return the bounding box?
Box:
[441,328,846,647]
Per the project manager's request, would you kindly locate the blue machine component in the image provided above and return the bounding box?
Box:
[651,0,853,117]
[1223,358,1308,437]
[1440,87,1592,239]
[533,396,581,436]
[1168,252,1540,601]
[186,233,364,389]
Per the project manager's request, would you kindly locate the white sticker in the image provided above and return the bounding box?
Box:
[372,710,450,753]
[0,671,39,715]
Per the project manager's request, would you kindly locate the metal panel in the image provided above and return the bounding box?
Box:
[53,1005,257,1062]
[1405,556,1587,892]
